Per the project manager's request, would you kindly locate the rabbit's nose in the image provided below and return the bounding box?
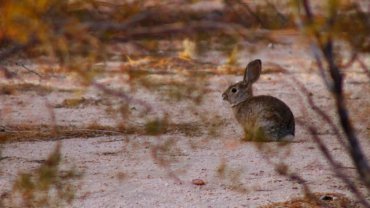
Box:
[222,93,227,100]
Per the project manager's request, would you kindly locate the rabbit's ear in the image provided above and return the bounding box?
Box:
[243,59,261,83]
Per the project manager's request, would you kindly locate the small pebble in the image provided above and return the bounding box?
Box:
[192,179,206,186]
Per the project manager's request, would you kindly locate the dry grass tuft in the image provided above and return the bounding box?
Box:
[0,83,52,95]
[0,83,74,96]
[54,97,105,108]
[0,122,202,142]
[1,144,81,207]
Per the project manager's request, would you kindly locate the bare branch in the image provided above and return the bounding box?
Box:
[86,10,152,32]
[357,58,370,80]
[0,65,16,79]
[102,21,269,42]
[299,0,370,192]
[323,39,370,190]
[282,74,369,207]
[308,126,370,208]
[309,44,334,90]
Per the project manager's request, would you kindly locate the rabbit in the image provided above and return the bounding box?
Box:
[222,59,295,141]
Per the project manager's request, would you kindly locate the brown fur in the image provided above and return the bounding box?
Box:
[222,59,295,141]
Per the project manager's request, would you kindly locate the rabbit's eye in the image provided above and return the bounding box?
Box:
[231,88,237,93]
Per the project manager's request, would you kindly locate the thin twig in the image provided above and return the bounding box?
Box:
[308,126,370,208]
[87,10,152,32]
[92,82,152,113]
[357,58,370,80]
[289,76,347,149]
[258,150,312,196]
[340,51,358,69]
[16,62,44,78]
[224,0,264,27]
[279,66,347,149]
[150,140,183,184]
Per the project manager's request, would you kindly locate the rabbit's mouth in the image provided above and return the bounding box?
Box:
[222,93,228,101]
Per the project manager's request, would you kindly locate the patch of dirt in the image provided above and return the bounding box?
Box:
[261,192,361,208]
[0,31,369,207]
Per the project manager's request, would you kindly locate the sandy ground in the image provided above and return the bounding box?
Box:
[0,33,369,207]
